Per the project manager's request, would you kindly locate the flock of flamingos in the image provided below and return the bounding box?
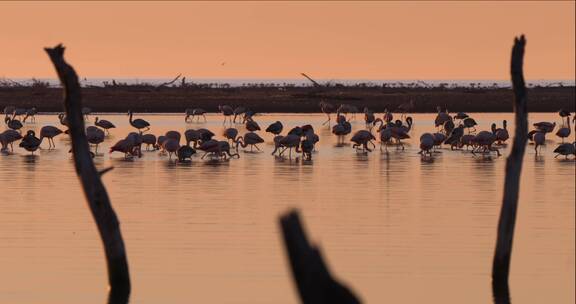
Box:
[0,102,575,161]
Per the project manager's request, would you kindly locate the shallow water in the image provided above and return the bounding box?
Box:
[0,113,574,303]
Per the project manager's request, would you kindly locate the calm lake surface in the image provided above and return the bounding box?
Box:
[0,113,574,303]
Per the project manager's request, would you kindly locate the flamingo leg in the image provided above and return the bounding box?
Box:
[322,114,331,126]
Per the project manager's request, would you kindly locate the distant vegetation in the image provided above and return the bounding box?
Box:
[0,76,572,90]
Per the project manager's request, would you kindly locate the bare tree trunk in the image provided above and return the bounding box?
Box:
[279,210,361,304]
[44,44,131,303]
[492,36,528,294]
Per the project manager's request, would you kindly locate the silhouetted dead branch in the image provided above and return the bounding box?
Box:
[492,35,528,295]
[301,73,322,87]
[44,44,131,303]
[280,210,361,304]
[157,73,182,88]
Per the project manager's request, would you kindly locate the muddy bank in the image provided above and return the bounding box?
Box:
[0,86,573,113]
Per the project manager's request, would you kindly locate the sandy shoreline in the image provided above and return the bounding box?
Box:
[1,86,574,113]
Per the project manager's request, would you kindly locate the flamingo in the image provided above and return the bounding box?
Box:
[302,126,319,151]
[374,119,394,151]
[383,108,393,123]
[528,130,546,155]
[219,105,234,124]
[243,109,256,123]
[460,134,476,150]
[398,117,414,134]
[185,129,201,148]
[141,134,157,150]
[217,141,239,159]
[0,130,22,152]
[332,120,352,145]
[162,138,180,160]
[125,132,143,157]
[271,135,284,156]
[157,135,167,152]
[271,134,300,158]
[443,120,455,135]
[177,145,196,162]
[236,132,265,151]
[444,125,465,150]
[419,133,434,158]
[434,106,452,129]
[266,121,283,135]
[198,128,215,142]
[198,139,238,159]
[553,142,575,159]
[3,106,15,116]
[319,101,335,125]
[492,120,510,144]
[454,112,469,121]
[110,139,137,159]
[350,130,376,152]
[22,107,37,123]
[245,118,261,132]
[5,114,23,132]
[94,117,116,135]
[19,130,41,154]
[165,130,181,143]
[556,116,571,143]
[288,126,304,137]
[128,110,150,133]
[13,108,27,120]
[462,117,478,134]
[389,122,411,150]
[558,109,571,126]
[377,119,411,150]
[396,99,415,119]
[364,107,375,129]
[300,138,314,160]
[432,133,446,150]
[233,106,246,123]
[472,131,500,156]
[533,121,556,133]
[58,113,68,128]
[184,108,194,122]
[82,107,91,120]
[185,108,207,122]
[86,126,105,153]
[338,104,358,120]
[223,128,239,144]
[39,126,64,149]
[198,140,219,159]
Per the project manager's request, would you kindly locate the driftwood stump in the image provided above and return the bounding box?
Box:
[492,35,528,301]
[45,44,131,303]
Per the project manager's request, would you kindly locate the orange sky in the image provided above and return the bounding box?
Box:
[0,1,574,80]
